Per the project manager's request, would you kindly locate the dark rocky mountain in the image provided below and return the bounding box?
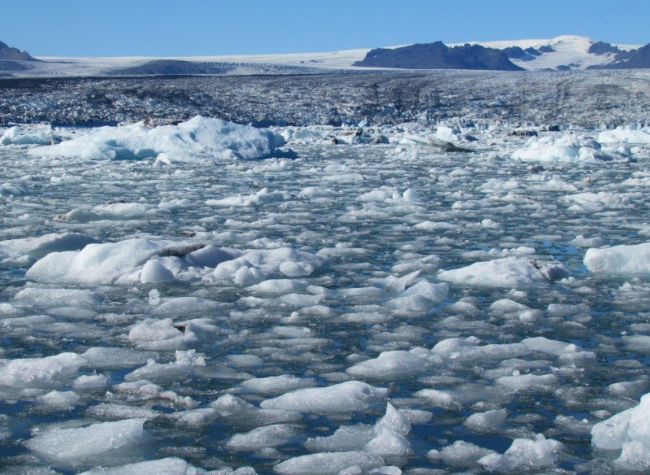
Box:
[109,60,233,76]
[0,40,34,61]
[502,46,543,61]
[353,42,523,71]
[599,43,650,69]
[588,41,622,55]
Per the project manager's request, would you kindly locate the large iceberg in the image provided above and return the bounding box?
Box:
[592,393,650,471]
[29,116,285,162]
[584,242,650,275]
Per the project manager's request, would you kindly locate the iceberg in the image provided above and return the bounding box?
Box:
[29,116,285,162]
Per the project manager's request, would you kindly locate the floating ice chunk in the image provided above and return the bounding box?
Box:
[364,403,413,457]
[79,457,197,475]
[112,380,196,408]
[346,350,429,380]
[478,434,562,472]
[364,426,412,457]
[438,257,565,288]
[140,259,176,284]
[211,394,302,426]
[128,318,198,350]
[592,393,650,469]
[376,403,411,436]
[585,242,650,275]
[562,191,631,213]
[239,375,317,396]
[274,451,384,475]
[59,203,153,222]
[570,235,604,248]
[387,280,448,316]
[184,244,236,268]
[27,239,166,284]
[81,347,158,369]
[0,352,85,389]
[73,374,109,391]
[261,381,387,414]
[207,188,285,207]
[497,373,558,392]
[13,287,97,309]
[214,247,326,286]
[512,134,625,163]
[26,419,146,467]
[35,390,80,410]
[226,424,300,451]
[169,407,219,428]
[31,116,284,162]
[246,279,308,297]
[431,337,529,363]
[598,126,650,144]
[304,424,375,452]
[0,124,58,145]
[414,389,459,409]
[428,440,495,467]
[0,232,97,265]
[125,350,205,383]
[464,409,507,432]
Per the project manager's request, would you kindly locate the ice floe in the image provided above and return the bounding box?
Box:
[29,116,285,162]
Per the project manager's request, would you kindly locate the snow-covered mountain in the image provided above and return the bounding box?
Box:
[0,35,647,77]
[470,35,640,71]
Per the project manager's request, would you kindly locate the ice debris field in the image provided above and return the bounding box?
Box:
[2,116,650,473]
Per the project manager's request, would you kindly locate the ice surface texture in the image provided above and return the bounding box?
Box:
[3,113,650,473]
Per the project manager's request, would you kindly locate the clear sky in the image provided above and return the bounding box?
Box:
[2,0,649,57]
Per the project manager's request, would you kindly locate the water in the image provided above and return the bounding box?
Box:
[1,136,650,473]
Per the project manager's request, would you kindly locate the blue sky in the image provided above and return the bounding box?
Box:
[3,0,649,56]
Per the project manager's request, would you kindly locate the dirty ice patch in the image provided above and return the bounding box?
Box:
[29,116,285,163]
[584,242,650,275]
[438,257,566,288]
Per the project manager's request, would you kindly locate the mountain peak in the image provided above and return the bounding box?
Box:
[0,40,34,61]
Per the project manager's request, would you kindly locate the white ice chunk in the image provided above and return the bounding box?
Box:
[27,239,166,284]
[240,375,317,395]
[479,434,562,472]
[140,259,176,284]
[26,419,146,467]
[584,242,650,275]
[387,280,448,316]
[0,232,97,265]
[438,257,563,288]
[31,116,284,162]
[80,457,197,475]
[261,381,387,414]
[274,451,384,475]
[226,424,299,451]
[592,393,650,469]
[0,352,85,389]
[0,124,58,145]
[346,350,429,380]
[464,409,507,432]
